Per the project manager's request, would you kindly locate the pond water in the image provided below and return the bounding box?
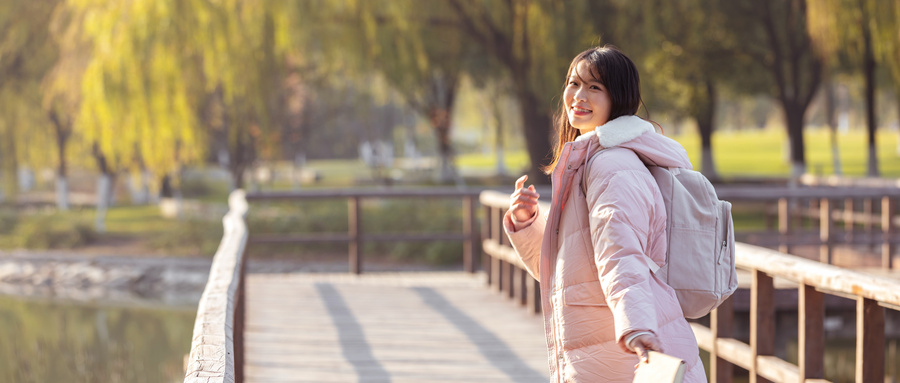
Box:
[0,295,195,383]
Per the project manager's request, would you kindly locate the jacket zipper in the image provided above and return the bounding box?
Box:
[548,144,574,381]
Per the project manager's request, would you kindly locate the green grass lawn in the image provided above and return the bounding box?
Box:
[453,128,900,178]
[672,128,900,177]
[0,205,223,257]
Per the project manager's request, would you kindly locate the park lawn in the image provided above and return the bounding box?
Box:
[672,128,900,177]
[455,128,900,178]
[0,205,222,256]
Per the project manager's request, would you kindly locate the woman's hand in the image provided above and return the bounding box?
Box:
[509,175,540,222]
[629,333,663,365]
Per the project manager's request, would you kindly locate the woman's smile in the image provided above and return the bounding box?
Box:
[564,60,612,134]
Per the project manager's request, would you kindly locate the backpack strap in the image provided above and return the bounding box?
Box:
[581,146,662,275]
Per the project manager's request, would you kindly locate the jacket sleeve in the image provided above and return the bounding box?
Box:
[502,206,545,281]
[585,164,663,350]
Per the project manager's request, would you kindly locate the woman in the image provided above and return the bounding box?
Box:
[505,45,706,382]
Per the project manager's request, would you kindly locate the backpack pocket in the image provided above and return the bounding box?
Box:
[716,201,738,297]
[665,224,717,317]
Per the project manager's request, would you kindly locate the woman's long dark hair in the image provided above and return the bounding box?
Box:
[542,45,645,174]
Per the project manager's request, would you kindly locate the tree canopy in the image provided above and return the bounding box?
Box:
[0,0,897,192]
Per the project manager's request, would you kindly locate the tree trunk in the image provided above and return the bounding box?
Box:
[519,92,553,184]
[49,111,70,210]
[696,80,719,181]
[229,130,250,190]
[785,104,807,177]
[754,0,821,180]
[95,173,113,233]
[92,142,115,233]
[824,79,842,175]
[862,22,879,176]
[56,178,69,211]
[492,92,507,177]
[430,107,458,184]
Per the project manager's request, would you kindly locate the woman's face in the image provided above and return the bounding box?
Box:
[564,60,611,134]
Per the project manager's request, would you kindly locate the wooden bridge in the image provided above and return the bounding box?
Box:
[183,183,900,383]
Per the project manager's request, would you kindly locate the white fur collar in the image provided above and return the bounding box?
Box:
[574,115,653,147]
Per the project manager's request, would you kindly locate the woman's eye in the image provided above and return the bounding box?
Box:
[590,85,601,90]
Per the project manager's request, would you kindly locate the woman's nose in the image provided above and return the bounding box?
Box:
[573,86,587,102]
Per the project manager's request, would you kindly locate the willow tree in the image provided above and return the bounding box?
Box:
[189,1,293,189]
[726,0,823,177]
[67,0,295,206]
[881,3,900,128]
[808,0,898,176]
[445,0,603,183]
[280,2,466,184]
[351,1,488,183]
[42,0,93,210]
[642,0,748,180]
[0,0,61,202]
[61,0,208,228]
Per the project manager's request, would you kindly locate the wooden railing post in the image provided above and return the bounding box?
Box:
[809,198,819,228]
[864,198,874,251]
[883,196,895,269]
[463,195,478,273]
[517,268,528,306]
[482,204,493,284]
[528,277,541,314]
[819,198,833,264]
[492,257,503,293]
[799,284,824,380]
[750,270,774,383]
[505,261,515,299]
[844,197,855,237]
[778,198,791,254]
[348,196,362,274]
[711,298,734,383]
[856,297,885,383]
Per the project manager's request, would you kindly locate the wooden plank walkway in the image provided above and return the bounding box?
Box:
[244,272,549,383]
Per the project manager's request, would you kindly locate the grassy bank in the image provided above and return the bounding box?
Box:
[454,128,900,178]
[0,206,223,257]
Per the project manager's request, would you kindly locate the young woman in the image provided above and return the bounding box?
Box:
[505,45,707,382]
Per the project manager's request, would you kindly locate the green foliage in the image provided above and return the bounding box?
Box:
[9,213,95,249]
[0,210,19,235]
[148,219,222,256]
[365,199,465,265]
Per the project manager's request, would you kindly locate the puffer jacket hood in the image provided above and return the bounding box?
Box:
[577,115,693,170]
[504,115,707,382]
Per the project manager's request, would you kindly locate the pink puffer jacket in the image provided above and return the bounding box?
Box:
[504,116,707,382]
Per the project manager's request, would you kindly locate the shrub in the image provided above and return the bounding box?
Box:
[148,219,223,256]
[14,215,96,249]
[0,210,18,234]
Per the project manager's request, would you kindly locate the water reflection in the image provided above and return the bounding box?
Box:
[0,295,194,383]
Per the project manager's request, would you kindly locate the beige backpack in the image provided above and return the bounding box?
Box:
[584,149,737,319]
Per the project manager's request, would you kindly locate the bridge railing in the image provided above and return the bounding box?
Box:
[714,186,898,268]
[479,188,899,383]
[699,243,900,383]
[184,190,249,383]
[244,188,483,274]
